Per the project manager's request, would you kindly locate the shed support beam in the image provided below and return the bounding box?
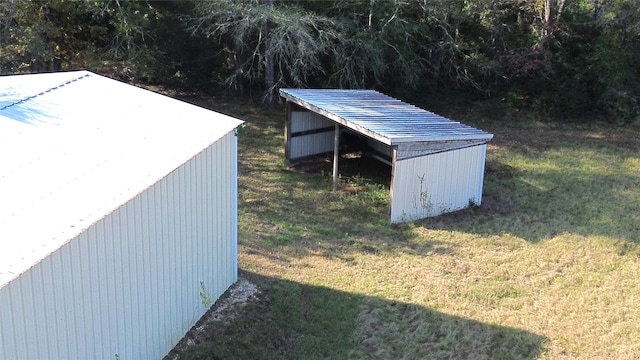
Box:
[332,123,339,191]
[284,101,291,161]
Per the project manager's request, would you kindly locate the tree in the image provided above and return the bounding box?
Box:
[190,0,338,104]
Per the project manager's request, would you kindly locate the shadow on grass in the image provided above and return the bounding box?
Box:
[233,98,638,259]
[167,270,546,360]
[420,126,640,245]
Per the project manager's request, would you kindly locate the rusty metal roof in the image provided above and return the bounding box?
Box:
[279,88,493,145]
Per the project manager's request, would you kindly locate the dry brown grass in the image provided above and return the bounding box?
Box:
[169,96,640,359]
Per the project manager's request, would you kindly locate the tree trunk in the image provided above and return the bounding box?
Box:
[539,0,565,48]
[263,0,276,105]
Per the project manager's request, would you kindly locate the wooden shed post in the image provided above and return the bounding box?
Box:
[284,100,291,161]
[332,123,339,191]
[389,147,398,220]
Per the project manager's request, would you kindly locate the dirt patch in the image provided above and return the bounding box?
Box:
[165,277,261,359]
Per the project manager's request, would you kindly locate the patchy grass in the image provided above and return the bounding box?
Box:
[168,97,640,359]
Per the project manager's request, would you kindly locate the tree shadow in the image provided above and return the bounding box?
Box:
[167,270,547,360]
[229,98,639,260]
[237,151,450,261]
[0,95,62,125]
[419,126,640,245]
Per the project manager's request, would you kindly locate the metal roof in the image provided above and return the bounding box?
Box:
[0,70,243,288]
[279,89,493,145]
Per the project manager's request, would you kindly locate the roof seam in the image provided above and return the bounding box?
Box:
[0,73,92,111]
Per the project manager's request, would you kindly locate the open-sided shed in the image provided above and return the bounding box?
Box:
[0,70,243,359]
[280,89,493,223]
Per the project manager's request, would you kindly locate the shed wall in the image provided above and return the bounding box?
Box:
[390,145,487,223]
[287,111,335,160]
[0,131,238,359]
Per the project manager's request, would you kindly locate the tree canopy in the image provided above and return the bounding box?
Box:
[1,0,639,122]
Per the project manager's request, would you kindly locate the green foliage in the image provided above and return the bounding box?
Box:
[169,98,640,359]
[200,280,213,308]
[0,1,100,73]
[2,0,640,121]
[190,0,339,102]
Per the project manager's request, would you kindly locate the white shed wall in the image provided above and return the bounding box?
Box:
[287,111,335,160]
[390,145,487,223]
[0,132,238,359]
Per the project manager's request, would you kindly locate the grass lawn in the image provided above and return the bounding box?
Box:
[167,96,640,359]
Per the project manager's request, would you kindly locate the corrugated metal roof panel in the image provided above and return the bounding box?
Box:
[0,71,90,109]
[0,70,243,288]
[279,88,493,144]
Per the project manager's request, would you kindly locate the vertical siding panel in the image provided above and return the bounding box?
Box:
[216,138,224,296]
[188,157,197,320]
[91,220,106,355]
[39,256,57,359]
[91,227,104,354]
[17,271,33,358]
[27,260,45,359]
[104,210,119,356]
[195,146,204,296]
[138,189,150,355]
[189,157,199,314]
[6,282,22,359]
[213,138,222,295]
[179,162,188,325]
[390,146,487,223]
[0,287,7,359]
[0,129,240,359]
[216,138,224,292]
[159,175,172,348]
[224,135,231,288]
[232,134,237,279]
[154,178,163,340]
[208,140,216,288]
[441,151,455,209]
[224,136,231,286]
[233,133,239,282]
[0,283,14,359]
[156,176,165,346]
[168,170,178,335]
[288,111,335,160]
[76,231,92,355]
[119,205,133,357]
[207,142,215,295]
[204,144,213,294]
[183,159,193,320]
[224,135,232,292]
[52,241,68,358]
[140,193,151,356]
[66,240,82,357]
[121,199,140,354]
[195,150,205,294]
[133,193,145,356]
[146,183,161,356]
[182,162,191,328]
[203,144,211,286]
[168,169,179,342]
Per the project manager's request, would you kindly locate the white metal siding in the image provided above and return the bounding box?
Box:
[288,111,335,160]
[290,111,332,133]
[390,145,487,223]
[0,132,238,359]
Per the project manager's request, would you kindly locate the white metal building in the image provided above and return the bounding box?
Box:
[280,89,493,223]
[0,70,243,359]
